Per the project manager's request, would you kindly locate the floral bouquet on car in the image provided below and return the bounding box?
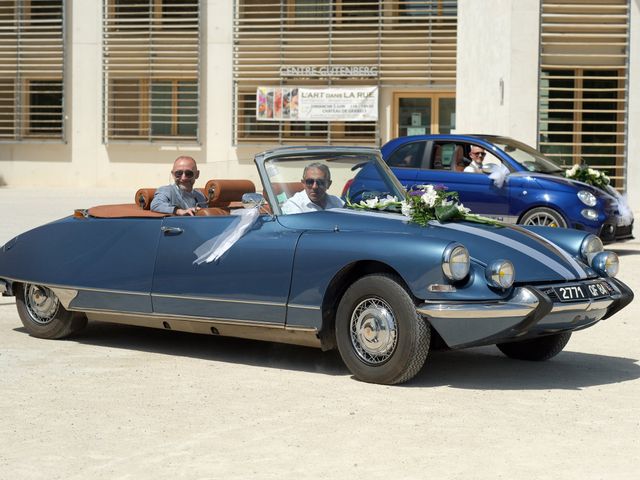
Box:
[565,163,634,226]
[347,184,501,227]
[565,164,610,190]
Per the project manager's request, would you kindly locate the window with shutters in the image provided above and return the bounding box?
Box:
[233,1,457,145]
[0,0,65,141]
[538,0,629,190]
[102,0,200,143]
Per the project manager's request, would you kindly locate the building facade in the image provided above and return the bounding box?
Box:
[0,0,638,211]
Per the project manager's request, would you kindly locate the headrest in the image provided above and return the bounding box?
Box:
[135,188,156,210]
[204,179,256,207]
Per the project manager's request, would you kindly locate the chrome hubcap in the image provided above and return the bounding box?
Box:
[350,297,397,365]
[25,284,59,325]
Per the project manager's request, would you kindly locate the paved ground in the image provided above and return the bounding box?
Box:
[0,188,639,479]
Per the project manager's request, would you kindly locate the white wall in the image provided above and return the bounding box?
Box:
[455,0,540,146]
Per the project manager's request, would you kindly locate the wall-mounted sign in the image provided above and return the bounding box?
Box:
[256,86,378,122]
[279,65,379,78]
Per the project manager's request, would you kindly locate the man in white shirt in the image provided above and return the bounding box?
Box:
[463,146,487,173]
[282,162,344,214]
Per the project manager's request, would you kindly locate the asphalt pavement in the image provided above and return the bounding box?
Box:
[0,187,639,479]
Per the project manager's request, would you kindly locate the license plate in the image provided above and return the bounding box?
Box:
[553,281,613,302]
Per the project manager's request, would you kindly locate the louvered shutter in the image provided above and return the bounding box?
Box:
[0,0,64,141]
[538,0,629,189]
[102,0,200,143]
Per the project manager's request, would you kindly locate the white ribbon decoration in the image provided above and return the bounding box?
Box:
[193,207,261,265]
[606,185,634,226]
[489,163,510,188]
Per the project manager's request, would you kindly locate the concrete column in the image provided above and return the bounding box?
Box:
[627,0,640,213]
[206,0,246,178]
[455,0,540,146]
[68,0,104,186]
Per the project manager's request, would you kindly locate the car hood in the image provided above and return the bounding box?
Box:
[277,210,594,283]
[511,172,615,198]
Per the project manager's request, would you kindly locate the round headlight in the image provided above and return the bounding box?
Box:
[578,190,597,207]
[591,251,619,277]
[580,234,603,264]
[442,244,470,281]
[485,259,515,289]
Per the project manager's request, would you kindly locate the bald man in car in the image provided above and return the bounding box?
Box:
[151,156,208,216]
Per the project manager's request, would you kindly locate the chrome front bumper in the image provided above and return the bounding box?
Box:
[417,278,632,349]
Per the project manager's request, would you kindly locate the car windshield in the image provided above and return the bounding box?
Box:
[262,150,407,215]
[483,136,565,174]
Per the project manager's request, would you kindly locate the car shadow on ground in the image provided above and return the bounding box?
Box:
[14,321,639,390]
[409,347,640,390]
[15,322,349,377]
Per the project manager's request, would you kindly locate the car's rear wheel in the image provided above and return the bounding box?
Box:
[335,274,430,385]
[519,207,568,228]
[16,283,87,339]
[496,332,572,361]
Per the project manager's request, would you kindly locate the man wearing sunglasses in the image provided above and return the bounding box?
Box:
[151,156,207,216]
[463,146,487,173]
[281,162,344,214]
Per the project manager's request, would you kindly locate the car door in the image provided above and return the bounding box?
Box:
[151,214,300,325]
[415,141,510,218]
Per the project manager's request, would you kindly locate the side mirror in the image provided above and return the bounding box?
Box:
[242,192,266,209]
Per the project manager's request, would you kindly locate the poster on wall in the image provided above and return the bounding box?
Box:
[256,86,377,121]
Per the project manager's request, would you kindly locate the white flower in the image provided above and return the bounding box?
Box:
[441,198,453,207]
[566,165,579,177]
[401,201,413,217]
[457,204,470,215]
[376,195,398,208]
[587,168,596,176]
[421,190,438,207]
[363,197,379,209]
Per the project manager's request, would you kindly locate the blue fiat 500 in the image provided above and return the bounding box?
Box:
[381,135,634,243]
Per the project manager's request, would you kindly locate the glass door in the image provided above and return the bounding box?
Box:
[393,92,455,138]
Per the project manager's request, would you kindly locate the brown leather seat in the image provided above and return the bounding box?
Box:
[88,204,170,218]
[452,145,467,172]
[135,188,156,210]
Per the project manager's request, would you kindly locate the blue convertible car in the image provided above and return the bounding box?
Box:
[0,147,633,384]
[382,134,634,243]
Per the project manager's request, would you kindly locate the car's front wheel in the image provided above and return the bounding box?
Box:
[496,332,572,361]
[16,283,87,339]
[336,274,430,385]
[519,207,568,228]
